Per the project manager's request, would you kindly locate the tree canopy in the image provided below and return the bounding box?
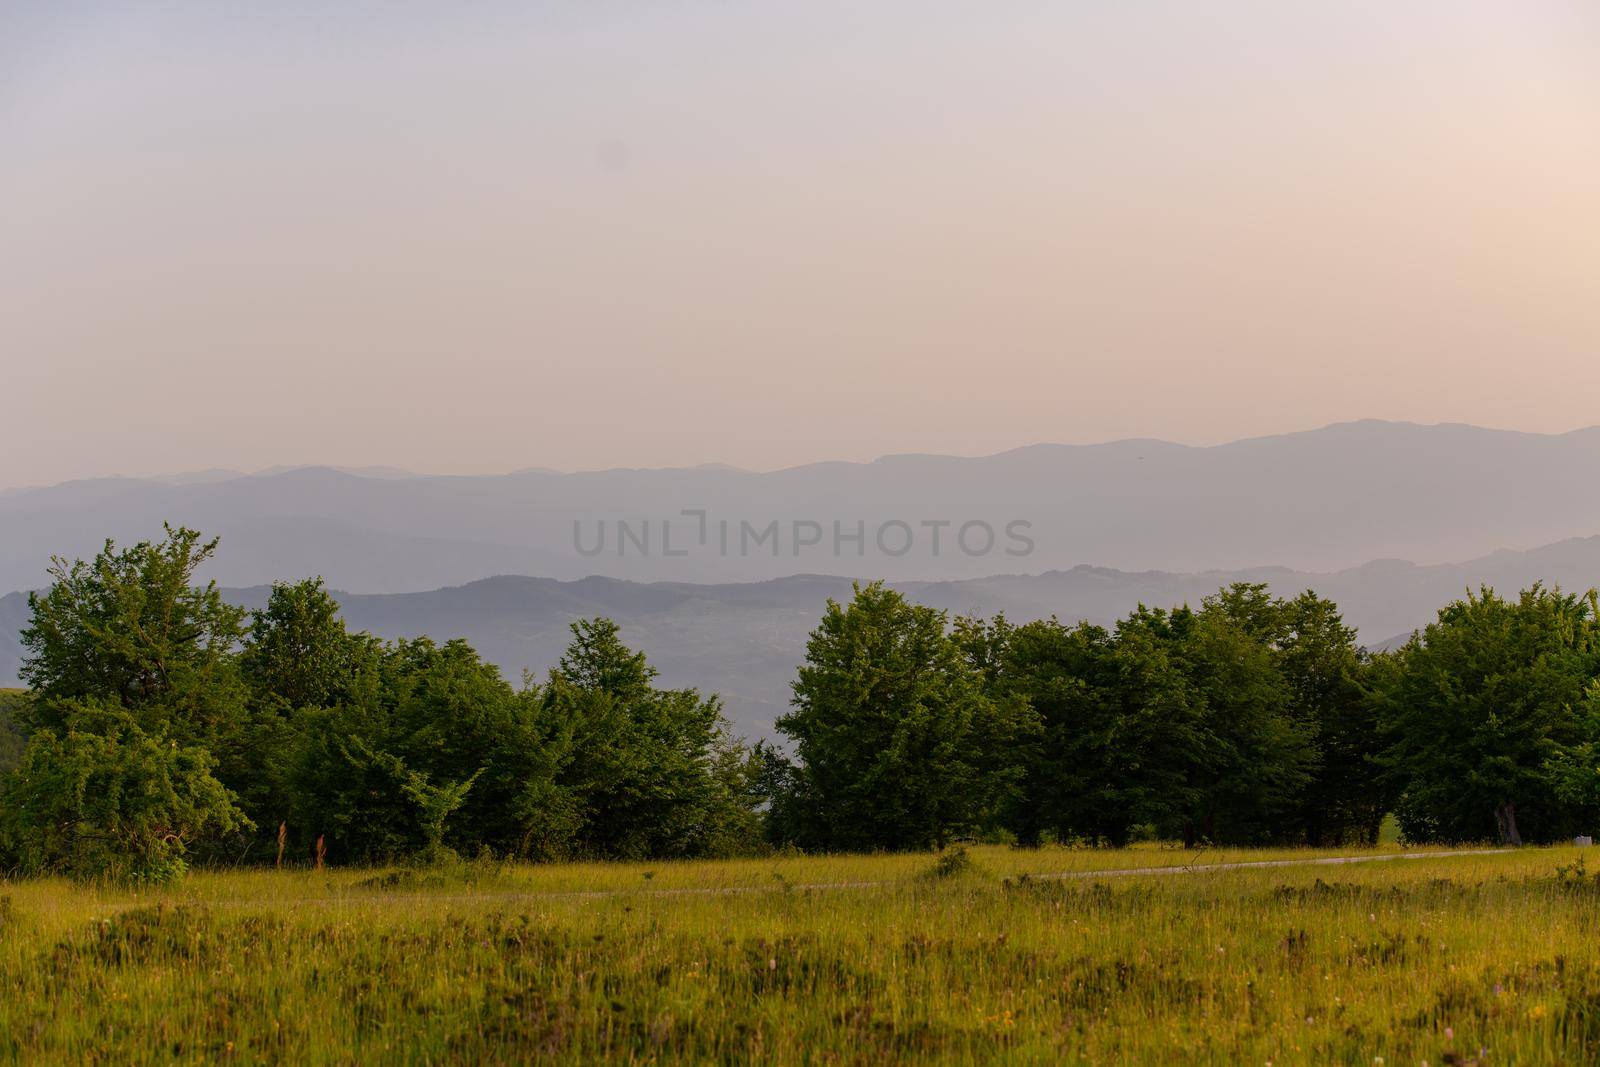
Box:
[4,527,1600,882]
[1373,585,1600,845]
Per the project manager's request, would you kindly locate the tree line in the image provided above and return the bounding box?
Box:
[1,526,1597,882]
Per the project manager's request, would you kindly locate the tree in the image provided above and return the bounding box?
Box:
[972,613,1208,847]
[344,737,483,865]
[5,527,255,876]
[775,582,1037,851]
[241,578,379,710]
[0,690,27,775]
[224,579,385,856]
[283,620,760,866]
[536,619,760,859]
[19,525,248,741]
[1175,591,1317,845]
[1188,584,1384,844]
[286,637,545,863]
[1097,612,1213,843]
[1275,591,1385,844]
[1375,585,1600,844]
[0,704,247,883]
[1547,682,1600,826]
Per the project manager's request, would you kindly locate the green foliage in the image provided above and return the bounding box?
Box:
[348,737,484,865]
[19,525,248,739]
[1177,590,1318,845]
[535,618,763,860]
[281,637,544,864]
[241,578,380,710]
[0,705,247,883]
[924,845,975,880]
[0,690,26,774]
[954,585,1334,850]
[273,621,761,867]
[1374,585,1600,844]
[1275,591,1386,844]
[8,522,1600,878]
[775,582,1037,851]
[967,612,1209,847]
[3,528,253,881]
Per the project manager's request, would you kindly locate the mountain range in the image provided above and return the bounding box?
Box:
[5,421,1600,594]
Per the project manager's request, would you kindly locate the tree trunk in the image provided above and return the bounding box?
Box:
[1493,801,1522,846]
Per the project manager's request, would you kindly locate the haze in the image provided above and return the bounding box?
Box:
[3,1,1597,488]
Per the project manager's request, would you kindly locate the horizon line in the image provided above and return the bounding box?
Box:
[7,417,1600,496]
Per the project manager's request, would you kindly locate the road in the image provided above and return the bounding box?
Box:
[205,847,1515,910]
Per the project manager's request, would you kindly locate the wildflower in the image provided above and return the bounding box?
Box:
[1444,1027,1454,1040]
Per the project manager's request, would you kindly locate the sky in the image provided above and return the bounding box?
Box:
[2,1,1598,487]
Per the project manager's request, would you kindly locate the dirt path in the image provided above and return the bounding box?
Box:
[207,847,1514,910]
[1029,846,1509,882]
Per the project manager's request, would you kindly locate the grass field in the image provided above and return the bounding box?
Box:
[3,843,1598,1064]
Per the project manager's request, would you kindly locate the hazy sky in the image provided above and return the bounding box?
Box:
[3,1,1598,487]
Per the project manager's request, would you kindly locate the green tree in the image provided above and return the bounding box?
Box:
[536,619,760,859]
[19,525,248,742]
[382,638,553,859]
[0,704,247,883]
[1276,591,1385,844]
[971,613,1208,846]
[1180,595,1317,845]
[1547,683,1600,823]
[241,578,379,710]
[776,582,1037,851]
[1375,585,1600,844]
[344,737,483,865]
[0,690,27,774]
[286,638,545,863]
[5,528,254,878]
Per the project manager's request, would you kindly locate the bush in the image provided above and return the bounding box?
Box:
[0,708,248,884]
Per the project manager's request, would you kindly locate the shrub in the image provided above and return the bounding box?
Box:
[0,708,248,884]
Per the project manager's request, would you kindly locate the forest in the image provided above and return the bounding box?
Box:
[2,525,1598,884]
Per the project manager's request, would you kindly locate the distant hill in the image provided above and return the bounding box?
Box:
[4,533,1599,738]
[4,421,1600,594]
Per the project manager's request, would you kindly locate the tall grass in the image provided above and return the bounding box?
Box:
[1,845,1594,1064]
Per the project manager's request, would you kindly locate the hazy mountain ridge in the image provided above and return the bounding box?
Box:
[5,533,1600,736]
[4,421,1600,594]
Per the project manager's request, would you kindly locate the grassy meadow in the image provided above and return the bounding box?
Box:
[4,843,1600,1064]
